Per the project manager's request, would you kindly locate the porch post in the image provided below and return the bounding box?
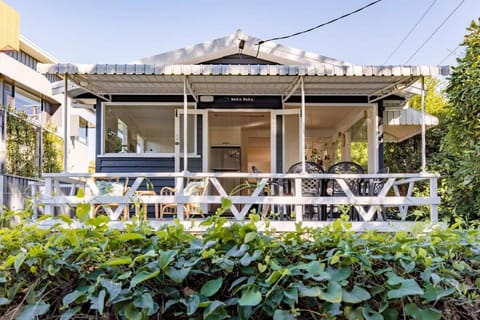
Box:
[63,75,68,172]
[183,77,188,172]
[420,76,426,173]
[377,101,385,170]
[300,77,306,173]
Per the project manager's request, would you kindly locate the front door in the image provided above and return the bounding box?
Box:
[174,109,208,172]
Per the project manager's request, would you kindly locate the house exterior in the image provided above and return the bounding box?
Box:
[0,2,95,210]
[36,31,447,229]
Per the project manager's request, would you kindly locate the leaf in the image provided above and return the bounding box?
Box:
[298,285,322,297]
[165,266,191,283]
[14,252,26,273]
[328,266,352,282]
[387,279,424,299]
[158,250,177,270]
[124,302,143,320]
[100,279,122,302]
[60,307,81,320]
[239,287,262,306]
[423,284,455,302]
[265,270,282,285]
[118,232,145,241]
[226,244,249,257]
[16,301,50,320]
[63,290,85,307]
[386,272,405,285]
[284,287,298,303]
[400,259,416,273]
[76,203,90,223]
[102,256,132,266]
[134,292,159,316]
[90,289,106,314]
[362,306,383,320]
[0,297,10,305]
[214,258,235,272]
[258,263,267,273]
[203,300,226,319]
[320,281,342,303]
[201,278,223,297]
[130,270,160,289]
[342,285,371,303]
[274,309,295,320]
[305,261,323,276]
[405,303,442,320]
[183,294,200,316]
[244,231,257,243]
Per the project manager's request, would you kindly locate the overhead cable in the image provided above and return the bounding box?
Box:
[383,0,438,64]
[404,0,465,64]
[438,45,461,65]
[256,0,383,46]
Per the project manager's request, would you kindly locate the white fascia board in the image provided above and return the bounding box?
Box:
[19,35,58,64]
[0,54,60,103]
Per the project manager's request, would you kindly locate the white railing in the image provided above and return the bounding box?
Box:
[31,172,441,232]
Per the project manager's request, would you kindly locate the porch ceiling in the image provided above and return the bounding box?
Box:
[38,63,450,98]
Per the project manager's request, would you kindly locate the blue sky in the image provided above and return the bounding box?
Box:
[6,0,479,66]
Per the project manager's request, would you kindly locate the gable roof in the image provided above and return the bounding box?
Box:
[130,30,350,66]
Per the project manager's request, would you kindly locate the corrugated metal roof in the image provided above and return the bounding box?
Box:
[38,63,450,77]
[37,63,450,97]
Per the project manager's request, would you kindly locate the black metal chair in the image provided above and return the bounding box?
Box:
[287,161,326,220]
[327,161,365,220]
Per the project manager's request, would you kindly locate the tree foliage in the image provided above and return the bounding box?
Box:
[441,19,480,221]
[384,77,448,174]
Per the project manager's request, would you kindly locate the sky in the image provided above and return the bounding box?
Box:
[5,0,480,66]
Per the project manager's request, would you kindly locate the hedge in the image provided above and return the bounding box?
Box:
[0,207,479,319]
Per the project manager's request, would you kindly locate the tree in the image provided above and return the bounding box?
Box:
[441,19,480,222]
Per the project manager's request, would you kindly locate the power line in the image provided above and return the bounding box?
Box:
[256,0,383,46]
[383,0,438,64]
[404,0,465,64]
[438,45,461,65]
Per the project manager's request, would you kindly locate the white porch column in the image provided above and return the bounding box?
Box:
[367,106,378,173]
[421,76,426,173]
[183,77,188,172]
[63,75,68,172]
[300,77,306,173]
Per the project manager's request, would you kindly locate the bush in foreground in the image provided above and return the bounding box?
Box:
[0,210,479,319]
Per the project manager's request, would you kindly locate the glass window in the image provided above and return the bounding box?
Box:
[14,87,41,118]
[103,104,195,155]
[3,82,14,109]
[79,118,88,141]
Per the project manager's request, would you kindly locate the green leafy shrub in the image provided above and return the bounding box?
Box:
[0,211,479,319]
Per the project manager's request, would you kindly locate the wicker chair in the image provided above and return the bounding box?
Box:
[159,178,209,219]
[92,177,130,219]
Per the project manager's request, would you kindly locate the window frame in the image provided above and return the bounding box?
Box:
[100,102,198,157]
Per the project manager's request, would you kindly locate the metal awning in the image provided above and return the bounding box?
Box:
[37,63,450,99]
[384,107,439,142]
